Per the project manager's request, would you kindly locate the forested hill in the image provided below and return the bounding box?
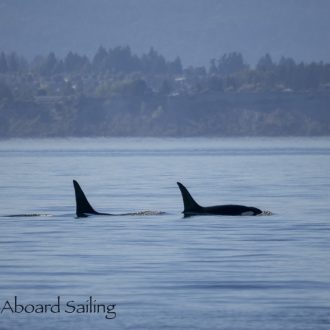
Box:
[0,48,330,137]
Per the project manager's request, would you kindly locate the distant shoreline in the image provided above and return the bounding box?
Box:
[1,91,329,138]
[1,48,330,138]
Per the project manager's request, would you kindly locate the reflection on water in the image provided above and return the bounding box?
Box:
[0,137,330,330]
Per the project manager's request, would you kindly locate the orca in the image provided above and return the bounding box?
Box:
[177,182,263,216]
[1,180,164,218]
[73,180,110,217]
[73,180,165,218]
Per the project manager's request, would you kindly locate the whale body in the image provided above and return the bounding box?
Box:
[177,182,262,216]
[73,180,164,218]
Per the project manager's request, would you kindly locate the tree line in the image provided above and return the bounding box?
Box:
[1,47,330,92]
[0,46,183,76]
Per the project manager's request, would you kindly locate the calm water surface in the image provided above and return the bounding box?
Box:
[0,137,329,330]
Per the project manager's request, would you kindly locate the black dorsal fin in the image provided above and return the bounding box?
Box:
[177,182,203,213]
[73,180,98,217]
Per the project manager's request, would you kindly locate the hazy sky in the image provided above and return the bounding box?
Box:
[1,0,330,65]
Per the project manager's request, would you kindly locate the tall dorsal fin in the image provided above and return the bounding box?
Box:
[177,182,203,213]
[73,180,98,217]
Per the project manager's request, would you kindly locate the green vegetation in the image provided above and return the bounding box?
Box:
[0,47,330,137]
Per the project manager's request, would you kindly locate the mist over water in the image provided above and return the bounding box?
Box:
[0,137,330,330]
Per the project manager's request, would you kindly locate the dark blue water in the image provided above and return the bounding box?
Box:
[0,137,330,330]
